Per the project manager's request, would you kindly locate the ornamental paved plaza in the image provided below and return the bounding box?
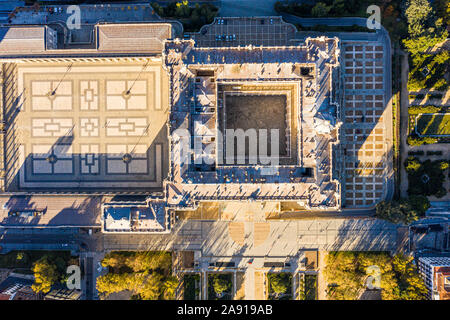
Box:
[4,61,169,192]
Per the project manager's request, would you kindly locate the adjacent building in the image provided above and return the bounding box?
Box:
[418,256,450,300]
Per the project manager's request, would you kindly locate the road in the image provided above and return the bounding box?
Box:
[0,226,104,299]
[0,228,79,253]
[219,0,278,17]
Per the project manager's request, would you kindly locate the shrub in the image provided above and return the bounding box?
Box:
[408,150,425,156]
[407,51,450,90]
[408,105,442,114]
[212,276,230,296]
[311,2,330,17]
[439,161,449,170]
[376,199,422,225]
[405,156,421,172]
[426,150,443,156]
[407,135,438,146]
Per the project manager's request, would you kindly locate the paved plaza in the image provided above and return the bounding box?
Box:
[3,61,169,192]
[341,43,393,208]
[103,215,399,255]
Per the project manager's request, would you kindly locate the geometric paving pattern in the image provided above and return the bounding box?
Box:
[7,62,169,191]
[342,43,388,207]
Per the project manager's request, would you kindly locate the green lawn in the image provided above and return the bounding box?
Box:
[416,113,450,136]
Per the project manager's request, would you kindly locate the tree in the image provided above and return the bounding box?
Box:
[175,0,190,18]
[325,252,365,300]
[212,276,230,296]
[269,274,289,296]
[375,197,427,225]
[32,257,59,294]
[439,161,449,171]
[96,273,129,295]
[406,159,447,197]
[392,254,427,300]
[101,252,127,269]
[162,276,178,300]
[312,2,330,17]
[408,195,430,215]
[139,273,163,300]
[330,0,347,16]
[405,0,433,37]
[151,3,164,17]
[325,252,427,300]
[405,156,421,172]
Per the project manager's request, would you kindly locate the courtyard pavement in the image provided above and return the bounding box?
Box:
[2,61,169,192]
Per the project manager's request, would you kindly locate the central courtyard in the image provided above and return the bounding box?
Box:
[4,61,169,192]
[224,94,288,156]
[217,82,298,166]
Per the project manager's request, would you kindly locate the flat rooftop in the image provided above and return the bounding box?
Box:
[164,37,341,209]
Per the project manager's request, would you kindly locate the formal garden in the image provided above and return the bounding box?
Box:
[96,251,178,300]
[0,250,78,294]
[377,155,449,224]
[325,252,427,300]
[407,51,449,92]
[403,0,449,138]
[151,1,218,32]
[407,106,450,145]
[207,273,233,300]
[182,273,201,300]
[267,272,293,300]
[416,113,450,136]
[405,156,448,198]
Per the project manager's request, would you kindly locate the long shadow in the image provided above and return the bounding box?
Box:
[327,218,399,252]
[3,118,168,194]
